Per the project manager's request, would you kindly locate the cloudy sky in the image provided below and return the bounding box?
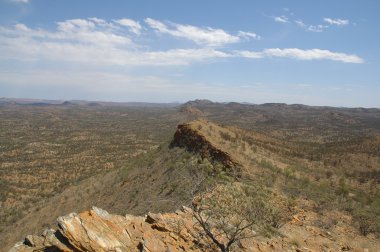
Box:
[0,0,379,107]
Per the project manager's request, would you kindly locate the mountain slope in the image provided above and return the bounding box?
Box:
[3,139,217,250]
[9,119,380,251]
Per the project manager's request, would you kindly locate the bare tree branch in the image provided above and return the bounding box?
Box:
[190,183,282,252]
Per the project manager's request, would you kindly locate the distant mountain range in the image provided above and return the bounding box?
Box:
[1,97,379,109]
[0,97,181,107]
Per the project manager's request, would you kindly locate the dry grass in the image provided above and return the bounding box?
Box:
[0,105,179,237]
[2,101,380,249]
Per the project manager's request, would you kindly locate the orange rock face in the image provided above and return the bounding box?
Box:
[10,205,380,252]
[10,206,208,252]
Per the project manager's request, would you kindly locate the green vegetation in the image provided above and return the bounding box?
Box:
[353,198,380,235]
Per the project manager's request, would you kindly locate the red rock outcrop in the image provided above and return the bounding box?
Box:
[10,206,209,252]
[171,122,241,172]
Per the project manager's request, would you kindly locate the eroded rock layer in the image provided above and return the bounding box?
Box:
[10,206,205,252]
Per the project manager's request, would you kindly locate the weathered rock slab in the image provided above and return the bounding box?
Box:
[10,206,204,252]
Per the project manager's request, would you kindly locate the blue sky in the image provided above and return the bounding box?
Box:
[0,0,379,107]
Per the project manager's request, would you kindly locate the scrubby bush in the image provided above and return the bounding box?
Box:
[219,132,233,142]
[354,198,380,235]
[192,183,285,252]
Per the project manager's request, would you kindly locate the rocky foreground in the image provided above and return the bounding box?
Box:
[11,206,268,252]
[10,207,195,252]
[10,205,379,252]
[11,206,202,252]
[11,205,273,252]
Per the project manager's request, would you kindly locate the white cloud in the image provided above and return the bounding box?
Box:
[0,18,363,68]
[54,19,132,47]
[114,18,142,35]
[88,18,118,30]
[144,18,166,33]
[295,20,327,32]
[295,18,349,32]
[324,18,349,26]
[237,31,261,40]
[57,19,96,32]
[307,24,328,32]
[10,0,29,3]
[145,18,240,46]
[234,50,263,59]
[236,48,363,64]
[294,20,306,28]
[263,48,362,63]
[0,21,229,66]
[136,48,230,66]
[274,16,289,23]
[14,23,31,32]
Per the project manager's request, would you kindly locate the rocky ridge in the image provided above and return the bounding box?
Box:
[11,205,379,252]
[9,120,380,252]
[171,120,242,172]
[11,206,203,252]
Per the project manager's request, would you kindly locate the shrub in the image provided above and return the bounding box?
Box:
[192,183,284,252]
[219,132,233,142]
[354,198,380,235]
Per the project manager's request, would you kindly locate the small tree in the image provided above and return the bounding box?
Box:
[192,183,281,252]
